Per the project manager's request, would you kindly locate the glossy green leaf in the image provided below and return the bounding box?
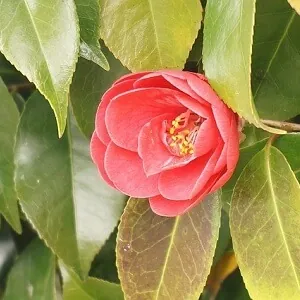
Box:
[75,0,109,70]
[202,0,283,134]
[222,138,268,213]
[252,0,300,120]
[117,196,221,300]
[100,0,202,71]
[3,238,56,300]
[15,93,126,278]
[60,263,123,300]
[70,48,128,138]
[230,145,300,300]
[274,134,300,181]
[0,0,79,137]
[240,124,270,148]
[0,78,21,233]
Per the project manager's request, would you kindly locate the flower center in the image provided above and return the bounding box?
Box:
[167,110,202,156]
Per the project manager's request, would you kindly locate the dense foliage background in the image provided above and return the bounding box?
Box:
[0,0,300,299]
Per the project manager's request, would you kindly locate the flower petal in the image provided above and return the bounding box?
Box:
[138,113,197,176]
[134,73,178,90]
[106,88,185,151]
[96,80,136,145]
[90,131,115,188]
[149,195,198,217]
[104,142,160,198]
[113,72,150,85]
[158,152,212,200]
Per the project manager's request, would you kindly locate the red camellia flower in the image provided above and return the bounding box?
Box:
[90,71,239,217]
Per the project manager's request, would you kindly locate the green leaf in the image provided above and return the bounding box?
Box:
[70,48,128,138]
[74,0,109,70]
[0,0,80,137]
[0,78,21,233]
[240,124,270,148]
[15,93,126,278]
[0,53,26,84]
[117,196,221,300]
[274,134,300,181]
[230,145,300,299]
[79,41,109,71]
[60,263,124,300]
[202,0,283,134]
[100,0,202,71]
[222,138,268,213]
[252,0,300,121]
[3,238,56,300]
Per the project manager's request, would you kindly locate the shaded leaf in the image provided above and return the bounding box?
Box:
[206,252,238,299]
[274,134,300,181]
[100,0,202,71]
[230,145,300,299]
[252,0,300,120]
[3,239,55,300]
[288,0,300,15]
[12,92,25,113]
[0,78,21,233]
[15,93,126,278]
[0,53,26,84]
[117,196,221,300]
[75,0,109,70]
[0,0,79,136]
[60,263,123,300]
[202,0,283,134]
[0,222,17,282]
[215,270,251,300]
[70,48,128,138]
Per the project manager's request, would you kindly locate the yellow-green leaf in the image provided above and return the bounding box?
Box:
[100,0,202,71]
[202,0,283,134]
[0,0,79,136]
[288,0,300,14]
[230,145,300,300]
[117,196,221,300]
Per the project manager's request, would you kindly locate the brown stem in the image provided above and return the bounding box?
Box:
[261,119,300,132]
[8,82,34,93]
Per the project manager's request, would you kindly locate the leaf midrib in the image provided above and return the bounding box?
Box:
[265,145,300,289]
[154,216,180,299]
[146,0,163,66]
[22,0,60,117]
[253,11,296,99]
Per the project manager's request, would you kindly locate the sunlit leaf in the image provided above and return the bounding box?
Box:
[60,263,123,300]
[252,0,300,120]
[15,93,126,278]
[0,0,79,136]
[230,145,300,299]
[0,78,21,233]
[117,196,221,300]
[3,239,55,300]
[202,0,283,134]
[288,0,300,14]
[100,0,202,71]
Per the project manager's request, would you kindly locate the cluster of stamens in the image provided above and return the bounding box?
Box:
[167,111,201,156]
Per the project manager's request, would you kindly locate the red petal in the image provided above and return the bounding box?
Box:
[210,116,240,191]
[113,72,150,85]
[106,88,184,151]
[194,118,220,156]
[158,153,212,200]
[134,73,178,90]
[149,195,198,217]
[90,132,115,188]
[138,113,197,176]
[96,80,136,145]
[104,142,160,198]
